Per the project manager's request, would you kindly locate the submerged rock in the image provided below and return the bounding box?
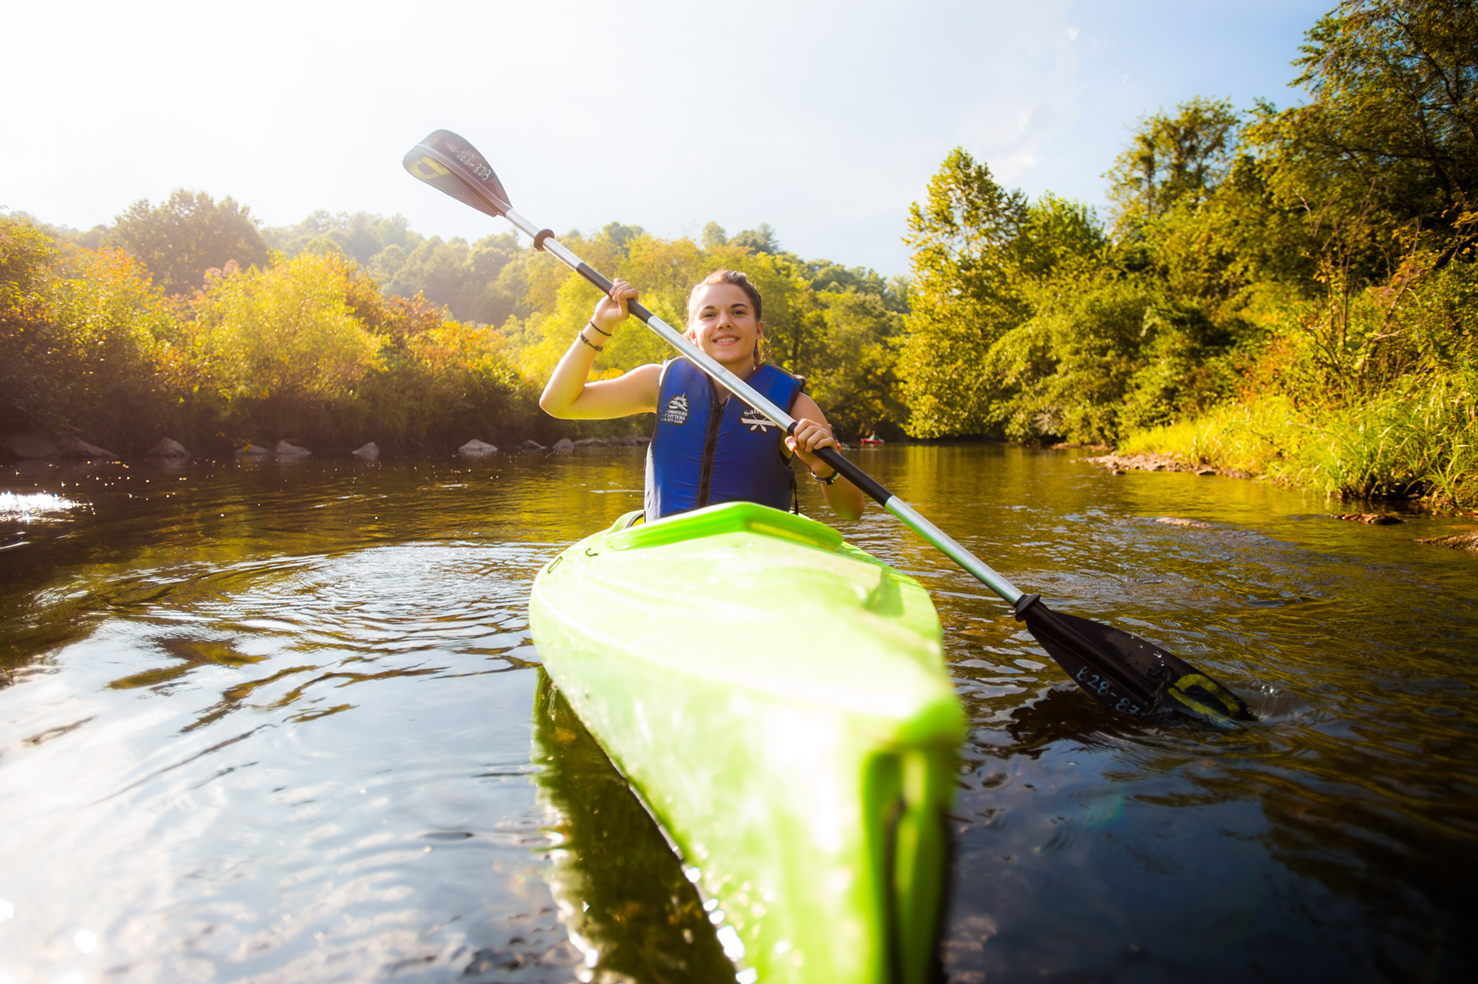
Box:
[1325,513,1404,525]
[553,438,574,453]
[56,436,119,461]
[352,442,379,459]
[1416,530,1478,550]
[146,437,189,458]
[523,439,547,451]
[1,431,115,460]
[275,440,311,458]
[2,432,60,458]
[235,444,271,457]
[459,439,497,455]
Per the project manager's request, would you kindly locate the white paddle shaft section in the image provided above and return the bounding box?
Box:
[885,499,1024,604]
[502,208,799,430]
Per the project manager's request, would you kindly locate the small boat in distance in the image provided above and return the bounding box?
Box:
[860,431,885,446]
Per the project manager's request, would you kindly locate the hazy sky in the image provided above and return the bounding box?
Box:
[3,0,1333,277]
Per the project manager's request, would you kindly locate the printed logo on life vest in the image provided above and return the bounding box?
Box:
[739,408,778,432]
[662,394,689,425]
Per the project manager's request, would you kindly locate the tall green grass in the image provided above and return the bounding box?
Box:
[1121,368,1478,508]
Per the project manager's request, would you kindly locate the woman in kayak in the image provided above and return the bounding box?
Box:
[539,269,865,522]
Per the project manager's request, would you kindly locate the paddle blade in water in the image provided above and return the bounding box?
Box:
[403,129,512,217]
[1018,599,1255,723]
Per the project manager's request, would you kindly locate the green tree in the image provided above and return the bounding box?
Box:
[701,222,728,248]
[1,216,181,450]
[1223,1,1478,404]
[807,290,908,440]
[370,232,526,326]
[263,211,423,265]
[730,222,781,254]
[976,198,1136,444]
[1106,97,1241,236]
[1,215,59,431]
[898,148,1029,437]
[109,189,270,295]
[193,252,383,439]
[1270,0,1478,231]
[600,222,647,255]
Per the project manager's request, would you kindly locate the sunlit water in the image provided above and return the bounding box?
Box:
[1,447,1474,983]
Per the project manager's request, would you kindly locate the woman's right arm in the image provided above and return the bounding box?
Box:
[538,279,662,419]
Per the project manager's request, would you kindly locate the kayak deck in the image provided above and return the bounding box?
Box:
[530,502,964,984]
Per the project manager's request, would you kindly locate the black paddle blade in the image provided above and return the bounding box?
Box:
[403,129,512,218]
[1016,598,1255,724]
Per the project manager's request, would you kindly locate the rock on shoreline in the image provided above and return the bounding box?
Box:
[1416,530,1478,550]
[1082,452,1246,479]
[2,432,119,461]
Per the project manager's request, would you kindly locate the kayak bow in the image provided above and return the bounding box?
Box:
[530,502,965,984]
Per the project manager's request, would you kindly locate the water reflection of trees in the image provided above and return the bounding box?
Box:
[531,671,734,983]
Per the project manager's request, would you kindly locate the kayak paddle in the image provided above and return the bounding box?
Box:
[403,129,1255,725]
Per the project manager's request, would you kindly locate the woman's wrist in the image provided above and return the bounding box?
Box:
[576,327,603,352]
[812,465,840,485]
[586,319,612,337]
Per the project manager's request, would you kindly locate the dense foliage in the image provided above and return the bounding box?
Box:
[6,1,1474,506]
[899,0,1478,506]
[2,205,905,455]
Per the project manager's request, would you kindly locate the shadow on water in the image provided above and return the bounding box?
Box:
[530,670,734,983]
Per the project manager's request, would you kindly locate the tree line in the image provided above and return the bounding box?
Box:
[3,0,1473,505]
[903,0,1476,507]
[1,192,907,456]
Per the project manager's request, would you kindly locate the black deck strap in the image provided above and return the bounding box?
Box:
[533,229,556,252]
[1012,593,1042,621]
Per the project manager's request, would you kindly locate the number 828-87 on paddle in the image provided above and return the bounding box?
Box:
[1075,666,1144,715]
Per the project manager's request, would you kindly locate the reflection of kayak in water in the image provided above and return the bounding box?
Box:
[531,671,737,983]
[529,501,964,984]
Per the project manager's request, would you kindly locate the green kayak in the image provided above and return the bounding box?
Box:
[529,501,965,984]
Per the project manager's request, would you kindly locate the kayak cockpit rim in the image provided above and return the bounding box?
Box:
[602,501,844,554]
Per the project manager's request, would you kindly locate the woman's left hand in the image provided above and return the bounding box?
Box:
[785,417,838,475]
[784,397,864,519]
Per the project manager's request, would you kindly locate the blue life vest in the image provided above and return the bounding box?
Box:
[645,359,805,520]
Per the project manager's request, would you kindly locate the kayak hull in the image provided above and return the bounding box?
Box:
[529,501,964,984]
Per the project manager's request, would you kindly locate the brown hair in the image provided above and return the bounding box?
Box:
[686,269,763,323]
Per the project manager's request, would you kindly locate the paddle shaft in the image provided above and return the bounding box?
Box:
[498,208,1025,606]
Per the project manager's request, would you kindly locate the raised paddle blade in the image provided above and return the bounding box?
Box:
[403,129,512,217]
[1016,597,1255,724]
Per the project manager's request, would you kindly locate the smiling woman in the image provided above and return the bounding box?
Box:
[538,268,867,521]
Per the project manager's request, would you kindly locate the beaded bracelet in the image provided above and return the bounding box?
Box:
[577,331,604,352]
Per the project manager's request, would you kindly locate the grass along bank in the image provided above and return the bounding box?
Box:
[1119,370,1478,511]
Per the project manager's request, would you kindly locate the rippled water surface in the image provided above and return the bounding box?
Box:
[2,447,1475,983]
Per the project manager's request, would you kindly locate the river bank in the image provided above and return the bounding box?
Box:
[1082,448,1478,552]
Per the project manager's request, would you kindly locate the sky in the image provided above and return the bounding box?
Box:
[2,0,1335,278]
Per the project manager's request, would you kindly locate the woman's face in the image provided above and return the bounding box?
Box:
[686,283,762,372]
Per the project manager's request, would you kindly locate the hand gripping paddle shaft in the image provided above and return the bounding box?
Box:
[403,129,1254,724]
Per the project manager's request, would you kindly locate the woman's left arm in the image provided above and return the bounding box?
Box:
[786,393,866,521]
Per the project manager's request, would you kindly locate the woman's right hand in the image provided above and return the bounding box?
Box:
[593,278,638,334]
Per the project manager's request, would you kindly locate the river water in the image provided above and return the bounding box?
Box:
[1,445,1474,983]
